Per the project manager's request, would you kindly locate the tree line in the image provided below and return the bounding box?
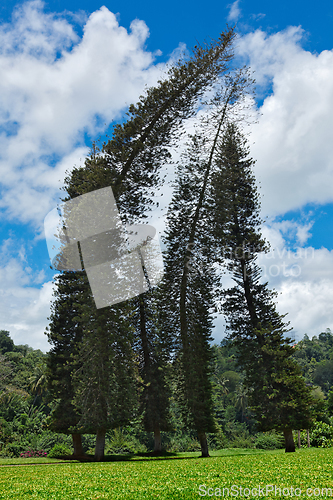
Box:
[1,328,333,457]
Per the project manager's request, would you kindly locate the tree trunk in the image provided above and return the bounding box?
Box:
[307,429,310,448]
[154,425,162,453]
[72,433,84,457]
[94,428,106,461]
[297,430,301,449]
[283,429,296,452]
[198,431,210,457]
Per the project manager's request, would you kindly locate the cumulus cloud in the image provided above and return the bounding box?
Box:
[236,27,333,217]
[0,238,55,351]
[277,280,333,340]
[254,220,333,339]
[227,1,241,23]
[0,0,166,226]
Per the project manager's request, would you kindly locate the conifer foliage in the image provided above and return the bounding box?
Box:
[211,123,313,452]
[47,28,237,460]
[160,71,253,457]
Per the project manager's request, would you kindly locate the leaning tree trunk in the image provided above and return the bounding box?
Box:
[94,428,106,461]
[72,433,84,457]
[154,425,162,453]
[307,429,310,448]
[198,431,210,457]
[283,429,296,452]
[297,430,301,449]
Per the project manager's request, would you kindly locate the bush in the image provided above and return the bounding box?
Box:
[105,429,147,455]
[255,432,284,450]
[166,434,201,453]
[34,431,72,453]
[310,421,333,448]
[0,442,25,457]
[20,449,47,458]
[228,435,255,449]
[224,421,255,449]
[47,443,72,458]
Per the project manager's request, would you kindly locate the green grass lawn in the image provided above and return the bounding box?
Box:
[0,448,332,499]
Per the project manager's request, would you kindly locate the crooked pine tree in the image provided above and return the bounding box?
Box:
[210,123,313,452]
[160,70,253,457]
[47,28,237,460]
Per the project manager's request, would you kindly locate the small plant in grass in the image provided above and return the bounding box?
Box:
[47,443,72,458]
[20,449,47,458]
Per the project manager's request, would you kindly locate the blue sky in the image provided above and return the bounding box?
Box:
[0,0,332,351]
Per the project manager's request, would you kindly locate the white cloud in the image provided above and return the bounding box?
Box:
[277,280,333,340]
[0,238,55,351]
[0,1,166,226]
[254,221,333,339]
[3,280,55,352]
[236,27,333,217]
[227,1,241,23]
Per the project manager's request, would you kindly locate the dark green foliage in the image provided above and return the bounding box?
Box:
[132,293,173,436]
[255,432,284,450]
[71,301,138,434]
[47,30,237,458]
[313,360,333,393]
[212,123,313,444]
[326,390,333,416]
[161,163,219,438]
[105,428,147,455]
[0,330,15,354]
[292,330,333,390]
[46,271,88,433]
[47,443,72,458]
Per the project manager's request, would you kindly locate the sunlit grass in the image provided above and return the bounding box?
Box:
[0,448,332,499]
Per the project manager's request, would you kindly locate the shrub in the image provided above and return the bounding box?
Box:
[34,431,72,453]
[310,421,333,448]
[166,435,201,453]
[47,443,72,458]
[229,435,255,449]
[255,432,284,450]
[20,449,47,458]
[1,442,24,457]
[105,429,147,455]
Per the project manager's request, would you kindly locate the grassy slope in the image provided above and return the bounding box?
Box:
[0,448,332,499]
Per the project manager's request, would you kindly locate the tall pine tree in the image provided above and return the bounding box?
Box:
[160,71,252,457]
[46,271,88,457]
[211,123,313,452]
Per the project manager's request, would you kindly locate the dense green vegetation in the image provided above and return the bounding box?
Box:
[0,448,332,499]
[1,329,333,458]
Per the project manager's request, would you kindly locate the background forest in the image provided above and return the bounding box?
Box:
[1,328,333,458]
